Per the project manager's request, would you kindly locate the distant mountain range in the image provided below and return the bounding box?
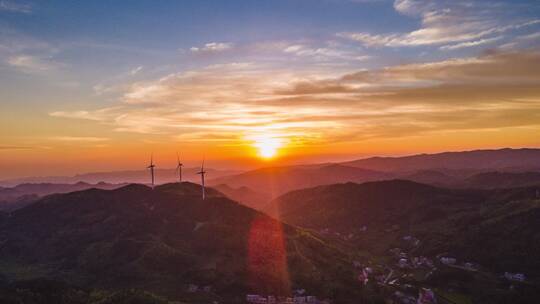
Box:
[3,148,540,214]
[0,182,125,211]
[0,167,240,187]
[209,164,387,199]
[463,171,540,189]
[209,149,540,206]
[341,148,540,173]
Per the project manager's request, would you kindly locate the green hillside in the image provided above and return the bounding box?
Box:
[0,182,368,303]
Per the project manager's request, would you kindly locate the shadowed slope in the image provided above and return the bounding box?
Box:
[270,180,540,279]
[269,179,482,229]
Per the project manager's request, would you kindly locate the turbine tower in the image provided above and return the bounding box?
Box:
[147,154,156,189]
[196,158,207,200]
[176,152,183,183]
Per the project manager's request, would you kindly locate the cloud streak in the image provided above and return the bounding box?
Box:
[440,36,503,51]
[338,1,540,48]
[49,136,110,142]
[0,0,31,13]
[48,49,540,147]
[7,55,56,73]
[190,42,234,53]
[0,145,34,150]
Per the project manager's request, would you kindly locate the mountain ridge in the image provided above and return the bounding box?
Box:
[342,148,540,172]
[0,182,363,303]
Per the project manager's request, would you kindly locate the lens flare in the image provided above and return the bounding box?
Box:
[247,215,291,294]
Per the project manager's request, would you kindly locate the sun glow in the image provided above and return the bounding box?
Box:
[252,134,283,159]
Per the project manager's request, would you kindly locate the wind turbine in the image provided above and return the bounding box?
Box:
[147,153,156,189]
[196,158,207,200]
[176,152,183,183]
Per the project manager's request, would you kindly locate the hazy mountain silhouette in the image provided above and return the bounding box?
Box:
[397,170,540,189]
[212,184,271,211]
[341,148,540,172]
[0,182,363,303]
[0,167,240,187]
[209,149,540,201]
[396,170,460,187]
[209,164,387,198]
[0,182,125,211]
[463,171,540,189]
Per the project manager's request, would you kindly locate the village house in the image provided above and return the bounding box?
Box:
[294,289,306,295]
[245,294,322,304]
[411,256,434,269]
[463,262,478,271]
[417,288,437,304]
[398,258,409,268]
[504,272,526,282]
[393,291,417,304]
[440,257,456,265]
[187,284,198,293]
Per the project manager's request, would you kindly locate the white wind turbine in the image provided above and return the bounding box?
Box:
[196,158,207,200]
[176,152,183,183]
[147,153,156,189]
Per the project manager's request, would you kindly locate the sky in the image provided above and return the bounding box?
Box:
[1,0,540,179]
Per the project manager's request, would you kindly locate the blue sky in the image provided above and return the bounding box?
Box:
[1,0,540,178]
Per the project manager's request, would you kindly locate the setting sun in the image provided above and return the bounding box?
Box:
[252,135,283,159]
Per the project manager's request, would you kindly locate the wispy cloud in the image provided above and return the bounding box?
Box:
[0,0,31,13]
[7,54,57,73]
[49,136,110,142]
[0,145,34,150]
[283,43,370,62]
[440,36,503,50]
[129,66,143,75]
[49,108,120,121]
[517,32,540,41]
[0,28,63,75]
[190,42,234,53]
[48,50,540,145]
[338,1,540,48]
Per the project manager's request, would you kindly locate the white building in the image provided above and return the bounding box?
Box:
[440,257,456,265]
[187,284,198,292]
[504,272,526,282]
